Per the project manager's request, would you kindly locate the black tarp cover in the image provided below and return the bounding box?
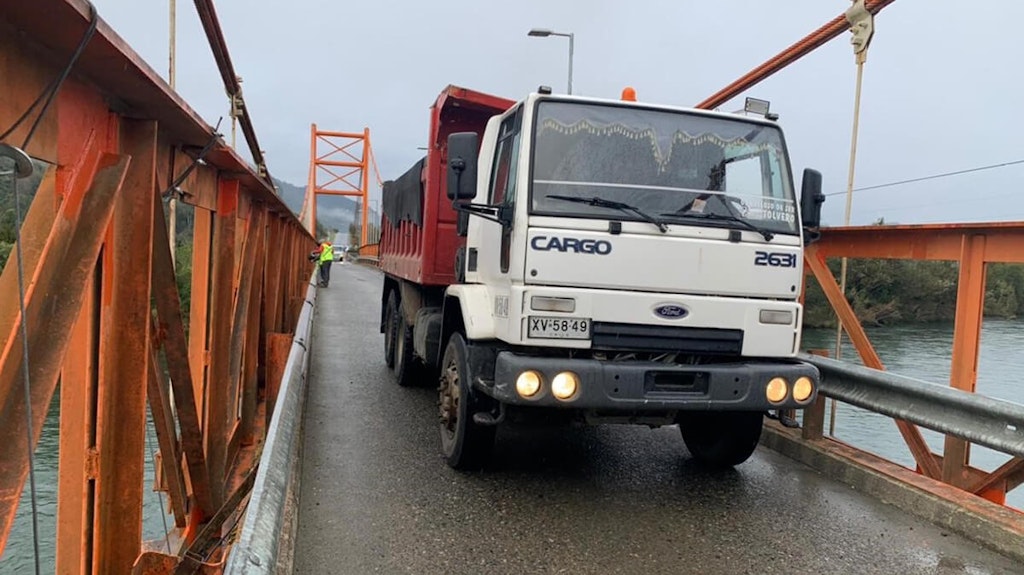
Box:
[382,157,425,228]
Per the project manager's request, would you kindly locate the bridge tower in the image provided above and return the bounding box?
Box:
[300,125,381,248]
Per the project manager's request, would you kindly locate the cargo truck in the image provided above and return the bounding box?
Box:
[378,84,826,470]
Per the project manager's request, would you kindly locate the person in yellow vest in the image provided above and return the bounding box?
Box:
[312,238,334,287]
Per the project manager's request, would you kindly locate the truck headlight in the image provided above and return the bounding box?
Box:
[516,371,543,398]
[792,376,814,402]
[551,372,580,401]
[766,377,788,403]
[531,296,575,313]
[759,310,793,325]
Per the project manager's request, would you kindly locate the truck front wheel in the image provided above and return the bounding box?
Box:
[679,411,763,468]
[438,333,496,470]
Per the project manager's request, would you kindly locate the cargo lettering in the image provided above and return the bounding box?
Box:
[531,236,612,255]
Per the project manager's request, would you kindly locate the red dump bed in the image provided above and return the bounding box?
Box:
[379,85,515,286]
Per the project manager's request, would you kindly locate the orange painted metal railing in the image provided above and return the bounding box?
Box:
[0,2,314,573]
[693,0,1023,513]
[802,224,1024,505]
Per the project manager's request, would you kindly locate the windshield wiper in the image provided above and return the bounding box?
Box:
[660,211,774,241]
[547,194,668,233]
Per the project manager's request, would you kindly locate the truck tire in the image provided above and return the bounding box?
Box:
[679,411,763,468]
[384,292,398,369]
[438,333,496,470]
[393,313,419,387]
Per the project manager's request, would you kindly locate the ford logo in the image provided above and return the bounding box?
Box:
[654,304,688,320]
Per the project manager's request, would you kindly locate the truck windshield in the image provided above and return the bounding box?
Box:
[530,101,799,235]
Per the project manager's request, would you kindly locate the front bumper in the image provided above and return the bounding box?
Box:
[488,352,819,410]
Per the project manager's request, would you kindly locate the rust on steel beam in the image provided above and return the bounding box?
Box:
[969,458,1024,501]
[804,247,943,480]
[264,333,292,431]
[55,272,98,574]
[0,153,129,553]
[240,209,268,445]
[150,188,215,522]
[943,235,988,487]
[92,120,159,574]
[146,341,188,527]
[696,0,897,110]
[224,206,265,468]
[813,222,1024,263]
[188,208,213,418]
[2,0,294,215]
[205,178,240,509]
[255,217,282,396]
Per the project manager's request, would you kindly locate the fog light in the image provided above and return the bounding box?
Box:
[792,376,813,402]
[766,377,788,403]
[551,372,580,400]
[516,371,542,398]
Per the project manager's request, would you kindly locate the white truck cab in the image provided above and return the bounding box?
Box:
[435,88,825,470]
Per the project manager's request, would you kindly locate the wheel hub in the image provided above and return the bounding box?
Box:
[438,359,460,431]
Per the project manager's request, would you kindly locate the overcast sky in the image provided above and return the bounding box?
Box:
[90,0,1024,226]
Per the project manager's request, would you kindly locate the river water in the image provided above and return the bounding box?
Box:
[2,321,1023,571]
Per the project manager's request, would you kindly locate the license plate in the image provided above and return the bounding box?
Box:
[527,316,591,340]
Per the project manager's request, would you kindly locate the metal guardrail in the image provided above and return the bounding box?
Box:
[801,353,1024,458]
[223,271,318,574]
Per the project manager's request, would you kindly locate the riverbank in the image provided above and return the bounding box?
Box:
[802,259,1024,329]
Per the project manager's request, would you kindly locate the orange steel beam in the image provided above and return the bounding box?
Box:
[91,119,158,574]
[970,458,1024,498]
[804,246,943,480]
[56,265,97,573]
[811,222,1024,505]
[205,179,240,509]
[0,153,130,553]
[696,0,897,110]
[1,1,316,567]
[943,235,987,487]
[150,191,215,521]
[813,222,1024,263]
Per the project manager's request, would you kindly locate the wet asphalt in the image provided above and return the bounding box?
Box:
[292,262,1023,575]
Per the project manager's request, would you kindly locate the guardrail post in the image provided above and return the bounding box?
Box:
[802,349,830,440]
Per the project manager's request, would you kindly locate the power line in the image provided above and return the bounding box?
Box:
[824,158,1024,197]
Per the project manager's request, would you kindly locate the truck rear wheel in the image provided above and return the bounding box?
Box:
[438,333,496,470]
[384,292,398,369]
[394,313,420,387]
[679,411,763,468]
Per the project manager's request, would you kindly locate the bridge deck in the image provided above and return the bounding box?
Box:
[292,263,1020,575]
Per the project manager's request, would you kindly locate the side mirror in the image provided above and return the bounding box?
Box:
[799,168,825,229]
[446,132,479,201]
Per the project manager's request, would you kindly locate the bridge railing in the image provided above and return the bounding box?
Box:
[223,270,317,575]
[0,2,315,572]
[801,223,1024,508]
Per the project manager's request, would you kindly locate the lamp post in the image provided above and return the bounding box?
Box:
[528,28,574,95]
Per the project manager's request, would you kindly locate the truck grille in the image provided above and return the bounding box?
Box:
[591,322,743,355]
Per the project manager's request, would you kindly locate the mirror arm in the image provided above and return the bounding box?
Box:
[451,199,504,226]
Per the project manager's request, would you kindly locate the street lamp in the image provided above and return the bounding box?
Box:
[528,28,574,95]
